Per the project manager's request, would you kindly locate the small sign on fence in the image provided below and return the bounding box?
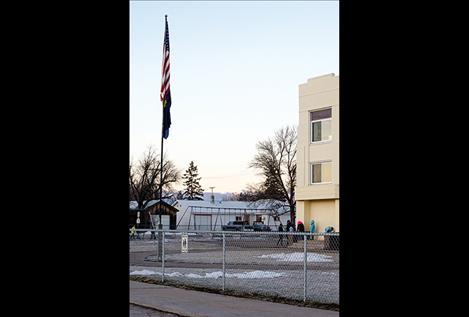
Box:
[181,233,188,253]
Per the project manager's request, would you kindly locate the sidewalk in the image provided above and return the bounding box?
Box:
[130,281,339,317]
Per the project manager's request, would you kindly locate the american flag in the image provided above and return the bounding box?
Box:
[160,15,171,139]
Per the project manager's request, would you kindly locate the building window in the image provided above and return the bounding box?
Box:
[311,161,332,184]
[310,108,332,143]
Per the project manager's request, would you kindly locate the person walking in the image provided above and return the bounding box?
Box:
[276,223,285,246]
[291,221,297,242]
[286,220,292,244]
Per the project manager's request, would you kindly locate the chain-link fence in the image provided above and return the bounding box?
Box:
[129,229,339,305]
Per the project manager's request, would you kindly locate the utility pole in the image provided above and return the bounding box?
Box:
[209,186,215,204]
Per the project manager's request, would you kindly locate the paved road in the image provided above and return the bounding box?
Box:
[130,281,339,317]
[130,304,181,317]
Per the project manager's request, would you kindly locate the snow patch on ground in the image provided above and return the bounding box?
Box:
[130,270,158,276]
[185,271,285,279]
[258,252,334,262]
[130,270,285,279]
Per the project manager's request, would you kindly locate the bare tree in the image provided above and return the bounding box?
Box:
[129,147,181,210]
[249,126,297,223]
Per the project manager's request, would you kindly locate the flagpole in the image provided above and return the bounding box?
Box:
[159,83,164,228]
[157,91,164,261]
[159,14,168,226]
[157,14,168,262]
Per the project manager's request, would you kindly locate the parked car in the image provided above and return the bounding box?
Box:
[253,222,272,232]
[221,221,253,231]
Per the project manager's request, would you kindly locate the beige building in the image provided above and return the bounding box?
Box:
[296,73,339,233]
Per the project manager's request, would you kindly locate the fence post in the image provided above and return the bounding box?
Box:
[304,233,307,302]
[162,231,165,282]
[222,233,226,292]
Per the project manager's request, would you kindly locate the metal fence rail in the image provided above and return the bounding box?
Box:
[129,229,339,305]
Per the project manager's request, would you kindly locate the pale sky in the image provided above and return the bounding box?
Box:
[130,1,339,193]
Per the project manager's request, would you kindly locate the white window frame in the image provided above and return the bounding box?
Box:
[310,107,332,144]
[310,161,333,185]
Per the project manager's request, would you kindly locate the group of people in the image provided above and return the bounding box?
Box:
[276,219,316,246]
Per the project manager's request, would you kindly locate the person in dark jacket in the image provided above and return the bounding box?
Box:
[297,220,305,240]
[276,223,284,246]
[286,220,296,243]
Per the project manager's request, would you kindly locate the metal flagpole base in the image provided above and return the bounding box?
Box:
[157,223,163,261]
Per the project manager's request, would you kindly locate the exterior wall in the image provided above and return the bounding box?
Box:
[177,211,291,230]
[150,214,172,229]
[296,73,339,232]
[296,199,339,233]
[296,201,307,229]
[174,200,291,230]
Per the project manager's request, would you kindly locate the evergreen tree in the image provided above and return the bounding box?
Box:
[182,161,204,200]
[176,190,184,200]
